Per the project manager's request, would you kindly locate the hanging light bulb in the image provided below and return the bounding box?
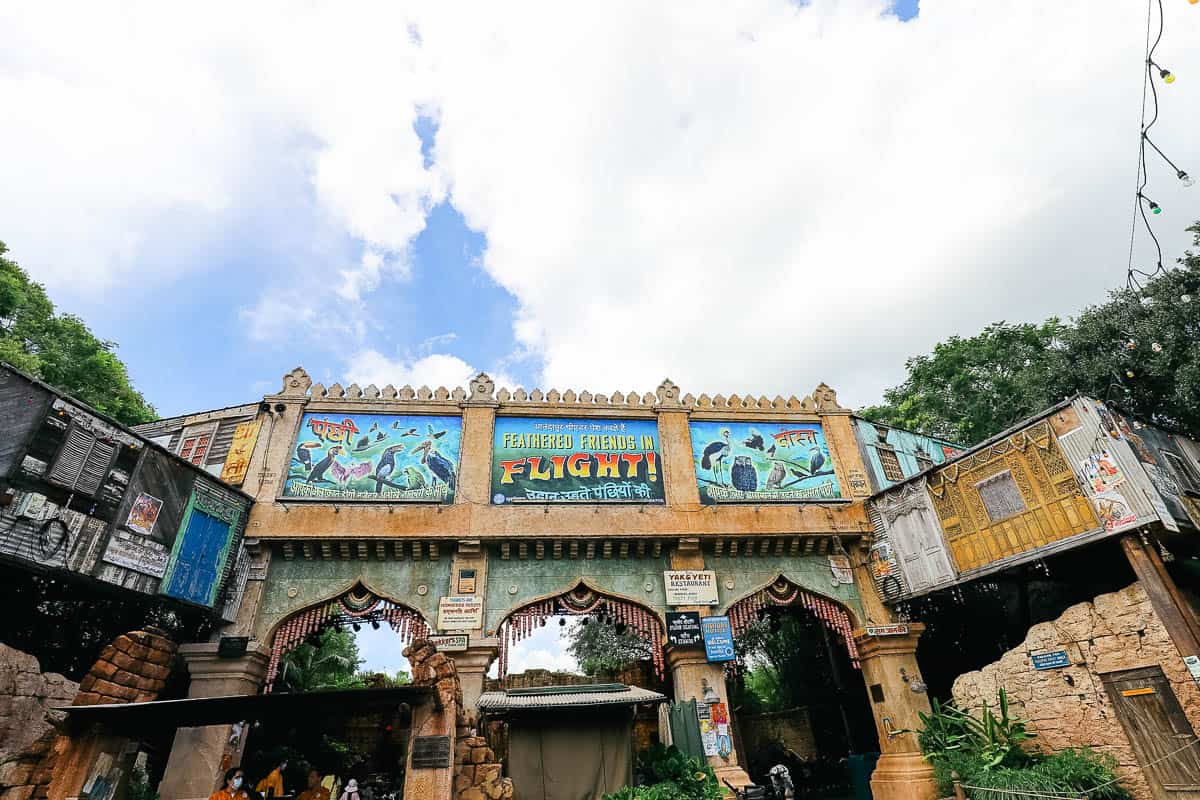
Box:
[1149,199,1162,214]
[558,617,567,627]
[1126,369,1136,378]
[1159,67,1176,84]
[1180,170,1196,188]
[1152,342,1163,353]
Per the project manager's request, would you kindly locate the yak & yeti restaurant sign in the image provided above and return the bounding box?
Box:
[283,413,462,503]
[688,420,842,504]
[490,416,664,504]
[664,570,719,606]
[666,612,703,647]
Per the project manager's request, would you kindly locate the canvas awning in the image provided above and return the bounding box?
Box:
[477,683,666,714]
[58,685,435,737]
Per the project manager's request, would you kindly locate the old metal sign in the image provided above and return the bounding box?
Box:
[664,571,719,606]
[429,634,469,652]
[701,616,735,663]
[865,624,910,637]
[437,596,484,631]
[412,736,452,769]
[1031,651,1070,670]
[666,612,703,647]
[1121,687,1156,697]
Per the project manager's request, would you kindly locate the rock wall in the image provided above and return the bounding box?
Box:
[0,645,78,800]
[739,708,818,763]
[951,583,1200,800]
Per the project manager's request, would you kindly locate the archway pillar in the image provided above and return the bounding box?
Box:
[852,625,937,800]
[455,638,499,713]
[157,641,271,800]
[665,648,752,792]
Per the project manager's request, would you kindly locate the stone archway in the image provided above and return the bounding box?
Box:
[495,581,666,679]
[263,583,429,692]
[724,575,860,666]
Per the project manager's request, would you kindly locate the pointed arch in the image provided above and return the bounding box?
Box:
[724,574,860,667]
[263,582,429,692]
[495,581,666,680]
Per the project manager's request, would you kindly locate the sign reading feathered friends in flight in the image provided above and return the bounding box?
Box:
[491,416,664,503]
[689,420,841,504]
[284,413,462,502]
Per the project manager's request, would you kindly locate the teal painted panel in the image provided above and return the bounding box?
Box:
[256,556,452,638]
[707,552,864,622]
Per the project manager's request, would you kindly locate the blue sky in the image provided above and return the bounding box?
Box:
[4,0,1196,424]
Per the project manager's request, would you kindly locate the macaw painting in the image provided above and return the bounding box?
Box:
[689,420,841,504]
[283,412,462,503]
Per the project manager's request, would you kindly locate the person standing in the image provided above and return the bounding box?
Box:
[256,760,288,798]
[298,769,331,800]
[210,767,251,800]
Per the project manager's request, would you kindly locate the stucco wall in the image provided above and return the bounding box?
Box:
[951,583,1200,800]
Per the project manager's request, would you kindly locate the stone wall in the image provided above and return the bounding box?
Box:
[0,645,78,800]
[738,708,818,763]
[951,583,1200,800]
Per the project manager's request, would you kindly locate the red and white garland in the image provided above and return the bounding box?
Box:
[726,582,859,668]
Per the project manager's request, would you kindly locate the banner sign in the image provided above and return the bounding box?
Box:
[220,420,262,486]
[1031,651,1070,670]
[664,571,719,606]
[429,634,469,652]
[437,596,484,631]
[865,624,910,637]
[688,420,841,504]
[490,416,664,504]
[666,612,703,647]
[701,616,736,662]
[284,413,461,503]
[102,535,170,578]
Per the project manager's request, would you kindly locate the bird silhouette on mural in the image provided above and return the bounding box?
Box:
[417,440,456,491]
[731,455,758,491]
[765,461,786,490]
[742,428,765,451]
[807,446,826,476]
[372,444,407,492]
[307,445,344,484]
[404,465,427,490]
[700,429,732,485]
[293,441,321,470]
[331,457,371,488]
[392,422,419,436]
[425,423,447,440]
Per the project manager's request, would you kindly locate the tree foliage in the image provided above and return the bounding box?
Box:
[566,617,655,676]
[0,241,155,425]
[863,221,1200,444]
[276,628,364,693]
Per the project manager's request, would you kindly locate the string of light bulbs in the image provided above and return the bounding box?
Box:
[1125,0,1194,296]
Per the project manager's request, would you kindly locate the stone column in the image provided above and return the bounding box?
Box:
[454,640,498,713]
[852,625,937,800]
[157,642,271,800]
[666,648,752,789]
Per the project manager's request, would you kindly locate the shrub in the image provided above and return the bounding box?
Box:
[602,745,722,800]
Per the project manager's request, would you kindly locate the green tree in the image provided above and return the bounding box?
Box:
[0,241,155,425]
[566,618,655,676]
[863,221,1200,443]
[276,628,364,692]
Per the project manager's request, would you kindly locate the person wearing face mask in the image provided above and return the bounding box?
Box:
[210,767,251,800]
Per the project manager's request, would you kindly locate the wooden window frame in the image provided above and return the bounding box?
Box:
[975,470,1027,524]
[876,445,905,483]
[177,422,219,467]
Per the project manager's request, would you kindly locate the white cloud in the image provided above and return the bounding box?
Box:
[344,349,520,392]
[4,1,1198,404]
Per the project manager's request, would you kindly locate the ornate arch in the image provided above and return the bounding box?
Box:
[263,583,429,692]
[496,581,666,680]
[725,575,860,667]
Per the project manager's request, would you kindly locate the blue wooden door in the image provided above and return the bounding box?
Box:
[163,510,229,606]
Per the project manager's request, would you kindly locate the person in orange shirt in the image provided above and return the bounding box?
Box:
[255,761,288,798]
[209,767,250,800]
[298,769,331,800]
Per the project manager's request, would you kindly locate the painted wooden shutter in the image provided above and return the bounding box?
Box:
[48,427,116,496]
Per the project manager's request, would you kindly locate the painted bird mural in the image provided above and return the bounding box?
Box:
[807,446,826,476]
[293,441,322,470]
[403,465,427,490]
[765,461,787,490]
[307,445,344,484]
[425,424,447,440]
[354,434,372,452]
[742,428,765,451]
[331,458,372,488]
[417,440,456,491]
[372,445,406,492]
[730,455,758,492]
[700,429,732,485]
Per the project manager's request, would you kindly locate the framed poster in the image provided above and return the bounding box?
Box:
[491,416,664,503]
[125,492,164,536]
[283,413,462,503]
[689,420,841,504]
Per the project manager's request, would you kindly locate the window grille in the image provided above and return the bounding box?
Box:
[877,446,905,482]
[976,471,1027,523]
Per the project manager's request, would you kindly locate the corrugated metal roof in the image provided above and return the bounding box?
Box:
[477,684,666,712]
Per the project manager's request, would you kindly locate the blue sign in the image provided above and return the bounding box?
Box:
[1031,651,1070,670]
[701,616,736,663]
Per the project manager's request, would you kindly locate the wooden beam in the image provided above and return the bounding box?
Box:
[1121,534,1200,659]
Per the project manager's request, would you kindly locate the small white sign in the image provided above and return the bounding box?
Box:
[102,536,169,578]
[865,624,910,637]
[664,570,719,606]
[437,596,484,631]
[829,555,854,585]
[429,634,469,652]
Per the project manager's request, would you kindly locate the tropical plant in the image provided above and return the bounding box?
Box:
[276,628,364,693]
[915,689,1033,773]
[602,744,723,800]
